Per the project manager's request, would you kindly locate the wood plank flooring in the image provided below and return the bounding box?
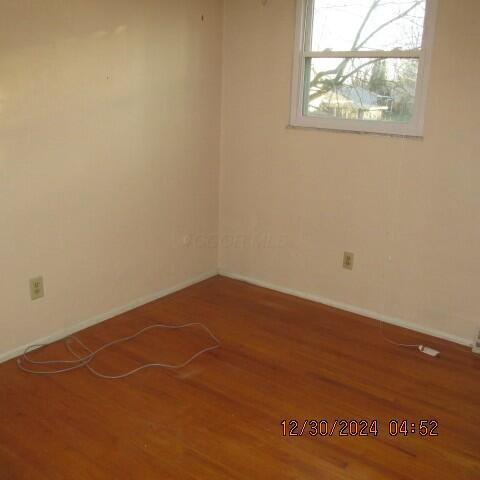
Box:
[0,276,479,479]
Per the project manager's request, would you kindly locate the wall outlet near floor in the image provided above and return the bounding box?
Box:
[343,252,354,270]
[473,328,480,354]
[30,276,45,301]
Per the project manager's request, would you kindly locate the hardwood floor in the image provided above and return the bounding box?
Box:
[1,276,479,480]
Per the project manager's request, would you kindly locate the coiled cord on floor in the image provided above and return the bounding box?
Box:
[17,322,221,380]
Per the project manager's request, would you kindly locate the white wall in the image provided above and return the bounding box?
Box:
[0,0,223,357]
[219,0,480,343]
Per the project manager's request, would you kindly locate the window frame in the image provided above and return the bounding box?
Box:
[290,0,438,137]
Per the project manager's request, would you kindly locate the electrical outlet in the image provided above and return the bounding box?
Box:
[343,252,354,270]
[30,276,45,301]
[473,328,480,354]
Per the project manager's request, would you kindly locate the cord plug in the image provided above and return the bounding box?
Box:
[419,345,440,357]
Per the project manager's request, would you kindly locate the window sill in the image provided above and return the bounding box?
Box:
[286,124,424,140]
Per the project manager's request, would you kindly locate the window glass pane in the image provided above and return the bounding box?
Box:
[310,0,426,52]
[304,57,419,123]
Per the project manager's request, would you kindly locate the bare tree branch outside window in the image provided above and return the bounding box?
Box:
[306,0,426,122]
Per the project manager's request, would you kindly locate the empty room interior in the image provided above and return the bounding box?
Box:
[1,0,480,479]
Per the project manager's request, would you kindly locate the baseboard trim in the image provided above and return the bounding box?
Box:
[0,270,218,365]
[220,271,472,347]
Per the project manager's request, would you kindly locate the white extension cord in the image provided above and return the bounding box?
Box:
[418,345,440,357]
[17,322,221,380]
[380,323,440,357]
[17,315,439,381]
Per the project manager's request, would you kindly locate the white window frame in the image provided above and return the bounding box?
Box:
[290,0,438,137]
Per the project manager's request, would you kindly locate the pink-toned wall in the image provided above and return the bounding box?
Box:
[219,0,480,343]
[1,0,478,360]
[0,0,223,359]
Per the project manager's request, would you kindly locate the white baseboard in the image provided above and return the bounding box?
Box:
[3,268,471,365]
[0,270,218,365]
[220,270,472,347]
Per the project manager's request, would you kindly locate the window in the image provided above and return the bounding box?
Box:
[290,0,437,136]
